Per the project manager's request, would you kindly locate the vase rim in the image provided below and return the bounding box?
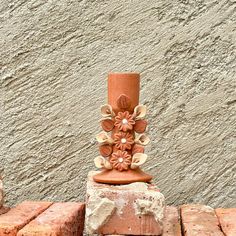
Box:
[108,72,140,80]
[108,72,139,75]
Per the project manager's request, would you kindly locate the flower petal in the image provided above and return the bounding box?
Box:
[104,159,113,169]
[133,105,147,120]
[101,104,115,117]
[94,156,112,169]
[121,163,129,170]
[135,134,150,146]
[131,153,147,169]
[96,132,113,144]
[94,156,104,168]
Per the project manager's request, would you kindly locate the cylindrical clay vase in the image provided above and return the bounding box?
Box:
[93,73,152,184]
[108,73,140,113]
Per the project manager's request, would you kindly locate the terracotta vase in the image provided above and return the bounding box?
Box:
[93,73,152,184]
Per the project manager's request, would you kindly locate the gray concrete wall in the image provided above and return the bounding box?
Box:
[0,0,235,207]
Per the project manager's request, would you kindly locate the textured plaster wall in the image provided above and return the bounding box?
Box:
[0,0,236,207]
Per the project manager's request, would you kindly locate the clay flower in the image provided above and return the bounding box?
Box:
[130,153,147,169]
[94,156,112,169]
[96,132,114,144]
[114,111,135,132]
[110,150,132,171]
[133,105,147,120]
[114,132,134,150]
[135,134,150,146]
[101,104,115,117]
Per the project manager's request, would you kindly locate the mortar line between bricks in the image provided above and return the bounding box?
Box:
[179,207,184,236]
[16,202,54,233]
[215,210,227,236]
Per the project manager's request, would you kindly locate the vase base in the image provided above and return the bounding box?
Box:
[93,168,152,184]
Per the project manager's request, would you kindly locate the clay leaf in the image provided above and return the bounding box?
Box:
[134,119,147,133]
[99,144,113,157]
[101,118,114,132]
[132,144,145,154]
[116,94,131,109]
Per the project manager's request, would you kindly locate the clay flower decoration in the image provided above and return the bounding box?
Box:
[94,156,112,169]
[133,105,147,120]
[100,104,115,132]
[110,150,132,171]
[131,153,147,169]
[96,132,114,144]
[129,104,150,169]
[114,111,135,132]
[135,134,150,146]
[101,104,115,117]
[114,132,134,150]
[95,93,150,171]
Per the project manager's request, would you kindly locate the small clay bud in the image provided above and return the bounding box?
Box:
[116,94,131,109]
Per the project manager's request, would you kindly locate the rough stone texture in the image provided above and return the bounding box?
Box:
[180,204,224,236]
[0,1,235,207]
[215,208,236,236]
[86,171,165,235]
[86,197,116,234]
[18,202,85,236]
[0,201,52,235]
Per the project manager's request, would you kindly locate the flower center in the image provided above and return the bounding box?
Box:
[118,157,124,163]
[122,119,128,125]
[121,138,127,144]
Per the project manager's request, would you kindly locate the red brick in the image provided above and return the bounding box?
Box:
[215,208,236,236]
[17,202,85,236]
[0,201,52,236]
[180,204,224,236]
[162,206,181,236]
